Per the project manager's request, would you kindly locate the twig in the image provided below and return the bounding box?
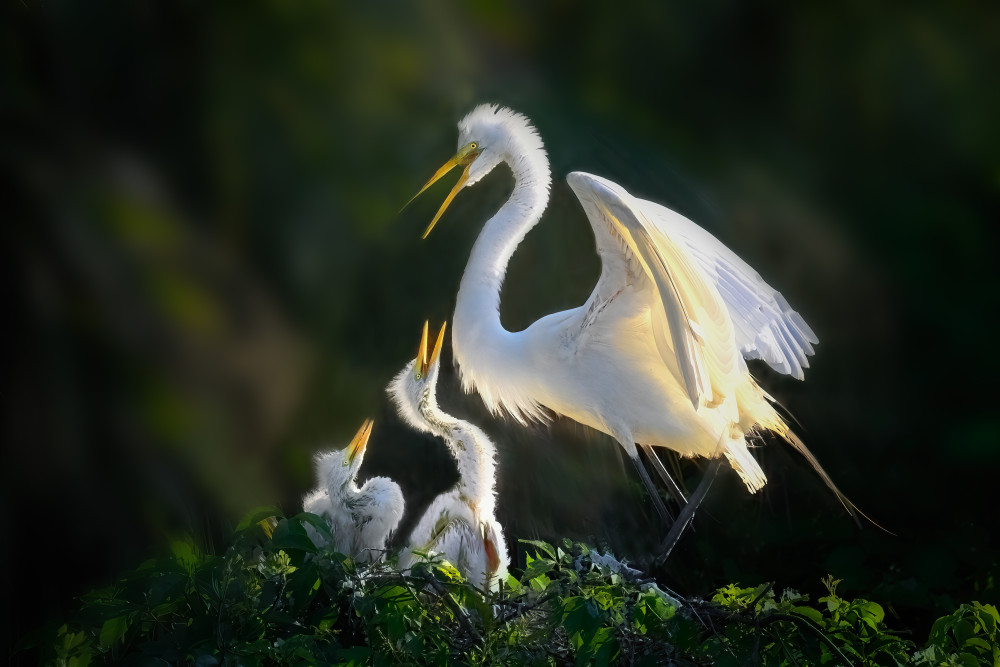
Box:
[497,589,562,624]
[750,583,775,665]
[425,576,483,644]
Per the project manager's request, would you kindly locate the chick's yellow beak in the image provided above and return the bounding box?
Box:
[404,142,481,239]
[415,321,448,379]
[346,418,374,465]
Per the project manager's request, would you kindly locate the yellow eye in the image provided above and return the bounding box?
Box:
[469,142,477,149]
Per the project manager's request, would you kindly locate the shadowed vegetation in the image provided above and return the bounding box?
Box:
[42,510,998,666]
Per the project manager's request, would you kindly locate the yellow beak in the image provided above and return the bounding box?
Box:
[404,143,482,239]
[346,418,374,465]
[415,321,448,379]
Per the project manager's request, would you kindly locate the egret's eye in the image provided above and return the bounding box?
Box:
[469,142,477,149]
[415,372,422,380]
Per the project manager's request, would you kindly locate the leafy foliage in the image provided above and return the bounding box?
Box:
[914,602,999,667]
[46,509,996,666]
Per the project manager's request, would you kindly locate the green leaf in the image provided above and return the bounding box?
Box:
[519,539,557,560]
[294,511,335,544]
[791,605,824,625]
[963,637,991,650]
[146,571,189,607]
[954,653,983,667]
[858,600,885,625]
[270,518,318,553]
[76,600,136,626]
[954,619,975,646]
[587,626,620,666]
[559,596,600,639]
[529,573,552,592]
[373,584,417,606]
[504,573,524,593]
[336,646,371,666]
[169,540,201,572]
[928,614,954,647]
[236,506,284,532]
[98,614,130,649]
[284,561,322,613]
[430,560,466,584]
[522,557,555,582]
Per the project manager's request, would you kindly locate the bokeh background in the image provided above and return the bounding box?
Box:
[4,0,998,659]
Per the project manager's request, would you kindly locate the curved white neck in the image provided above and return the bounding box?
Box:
[418,394,498,511]
[452,142,551,412]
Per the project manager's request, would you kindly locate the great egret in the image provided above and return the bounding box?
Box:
[302,419,405,561]
[408,104,858,536]
[389,322,510,590]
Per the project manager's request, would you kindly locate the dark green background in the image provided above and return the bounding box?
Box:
[4,1,998,658]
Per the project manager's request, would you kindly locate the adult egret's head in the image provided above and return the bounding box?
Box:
[407,104,545,238]
[388,321,447,433]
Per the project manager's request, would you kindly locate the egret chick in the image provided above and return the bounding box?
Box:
[389,322,510,591]
[302,419,405,562]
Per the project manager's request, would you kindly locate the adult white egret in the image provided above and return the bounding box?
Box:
[302,419,405,561]
[408,104,859,537]
[389,322,510,590]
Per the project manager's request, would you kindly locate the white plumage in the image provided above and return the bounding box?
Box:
[411,104,858,522]
[389,322,510,591]
[302,419,405,561]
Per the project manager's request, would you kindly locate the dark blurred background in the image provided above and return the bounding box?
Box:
[3,0,998,658]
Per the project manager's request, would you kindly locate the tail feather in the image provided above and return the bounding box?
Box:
[724,441,767,493]
[783,430,892,533]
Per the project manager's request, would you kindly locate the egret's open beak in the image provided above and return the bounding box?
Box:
[346,418,374,466]
[415,320,447,379]
[404,143,482,239]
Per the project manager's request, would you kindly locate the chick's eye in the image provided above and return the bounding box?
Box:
[469,142,477,149]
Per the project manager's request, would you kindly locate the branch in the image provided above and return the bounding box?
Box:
[761,612,855,667]
[425,576,483,644]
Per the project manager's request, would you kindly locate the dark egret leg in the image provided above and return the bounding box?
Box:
[616,433,674,524]
[632,453,674,523]
[654,458,723,562]
[641,444,688,505]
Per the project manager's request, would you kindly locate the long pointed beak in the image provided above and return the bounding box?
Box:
[430,321,447,367]
[346,418,374,466]
[415,321,429,379]
[403,143,481,239]
[415,321,448,379]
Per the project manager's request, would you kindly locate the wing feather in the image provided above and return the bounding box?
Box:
[568,172,742,411]
[635,196,818,379]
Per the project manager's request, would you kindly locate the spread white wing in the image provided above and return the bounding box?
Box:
[568,171,744,411]
[568,171,817,383]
